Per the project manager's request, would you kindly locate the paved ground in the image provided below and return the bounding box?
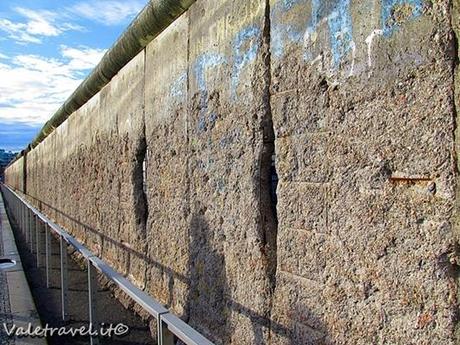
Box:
[0,214,13,345]
[0,192,45,345]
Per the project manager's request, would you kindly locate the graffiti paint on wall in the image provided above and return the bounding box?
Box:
[366,0,424,73]
[271,0,305,58]
[194,53,227,94]
[193,53,226,133]
[231,26,261,98]
[170,72,187,99]
[271,0,425,76]
[271,0,357,74]
[169,0,426,108]
[381,0,423,37]
[304,0,355,69]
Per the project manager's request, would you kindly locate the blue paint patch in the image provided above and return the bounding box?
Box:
[197,115,207,132]
[305,0,355,66]
[310,0,321,27]
[197,112,219,133]
[209,112,218,127]
[381,0,423,37]
[271,0,306,58]
[271,24,304,58]
[281,0,302,11]
[194,52,226,133]
[216,179,226,193]
[271,25,286,58]
[170,72,187,98]
[327,0,354,66]
[287,27,303,42]
[194,53,226,92]
[231,26,261,98]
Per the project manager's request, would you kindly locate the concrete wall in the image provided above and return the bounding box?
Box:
[5,0,459,344]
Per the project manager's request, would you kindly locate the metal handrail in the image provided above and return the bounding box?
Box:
[0,184,214,345]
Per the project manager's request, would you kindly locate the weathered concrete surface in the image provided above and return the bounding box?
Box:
[144,13,190,321]
[452,0,460,341]
[5,0,460,344]
[270,0,459,344]
[97,51,147,287]
[186,1,276,344]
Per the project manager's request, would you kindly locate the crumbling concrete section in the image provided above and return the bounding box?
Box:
[4,0,460,344]
[144,11,192,325]
[185,1,277,343]
[270,0,459,344]
[143,1,277,343]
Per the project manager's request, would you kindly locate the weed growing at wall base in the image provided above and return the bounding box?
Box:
[2,322,129,338]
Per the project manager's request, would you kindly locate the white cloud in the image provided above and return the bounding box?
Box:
[0,19,42,44]
[15,7,62,36]
[0,7,84,44]
[71,0,146,26]
[0,46,106,125]
[61,45,106,71]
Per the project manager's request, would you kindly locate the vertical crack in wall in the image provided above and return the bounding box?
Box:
[135,52,149,243]
[183,12,192,323]
[260,0,278,339]
[134,133,149,235]
[450,0,460,340]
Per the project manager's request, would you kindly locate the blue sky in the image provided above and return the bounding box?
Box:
[0,0,148,152]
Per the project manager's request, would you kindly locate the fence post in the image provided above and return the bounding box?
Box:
[157,314,174,345]
[45,225,51,288]
[60,235,69,322]
[24,205,28,243]
[29,211,33,251]
[87,259,99,345]
[35,216,41,267]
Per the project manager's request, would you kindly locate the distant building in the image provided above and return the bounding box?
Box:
[0,149,17,183]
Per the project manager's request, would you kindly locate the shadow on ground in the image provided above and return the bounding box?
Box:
[11,219,155,345]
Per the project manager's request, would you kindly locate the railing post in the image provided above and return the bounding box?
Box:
[27,208,30,239]
[24,205,28,243]
[24,205,28,239]
[157,314,174,345]
[87,259,99,345]
[45,225,51,288]
[30,213,36,254]
[60,235,69,322]
[28,209,32,247]
[23,203,26,235]
[35,216,41,267]
[16,197,19,228]
[19,200,22,232]
[19,201,22,233]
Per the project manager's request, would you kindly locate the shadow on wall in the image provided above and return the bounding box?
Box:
[285,304,331,345]
[21,193,331,344]
[184,204,230,344]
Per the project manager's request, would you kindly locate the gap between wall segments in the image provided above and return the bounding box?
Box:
[449,3,460,243]
[262,0,279,341]
[450,0,460,339]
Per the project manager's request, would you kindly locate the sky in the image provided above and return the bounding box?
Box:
[0,0,149,152]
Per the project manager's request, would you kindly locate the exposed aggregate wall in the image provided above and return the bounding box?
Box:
[5,0,460,344]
